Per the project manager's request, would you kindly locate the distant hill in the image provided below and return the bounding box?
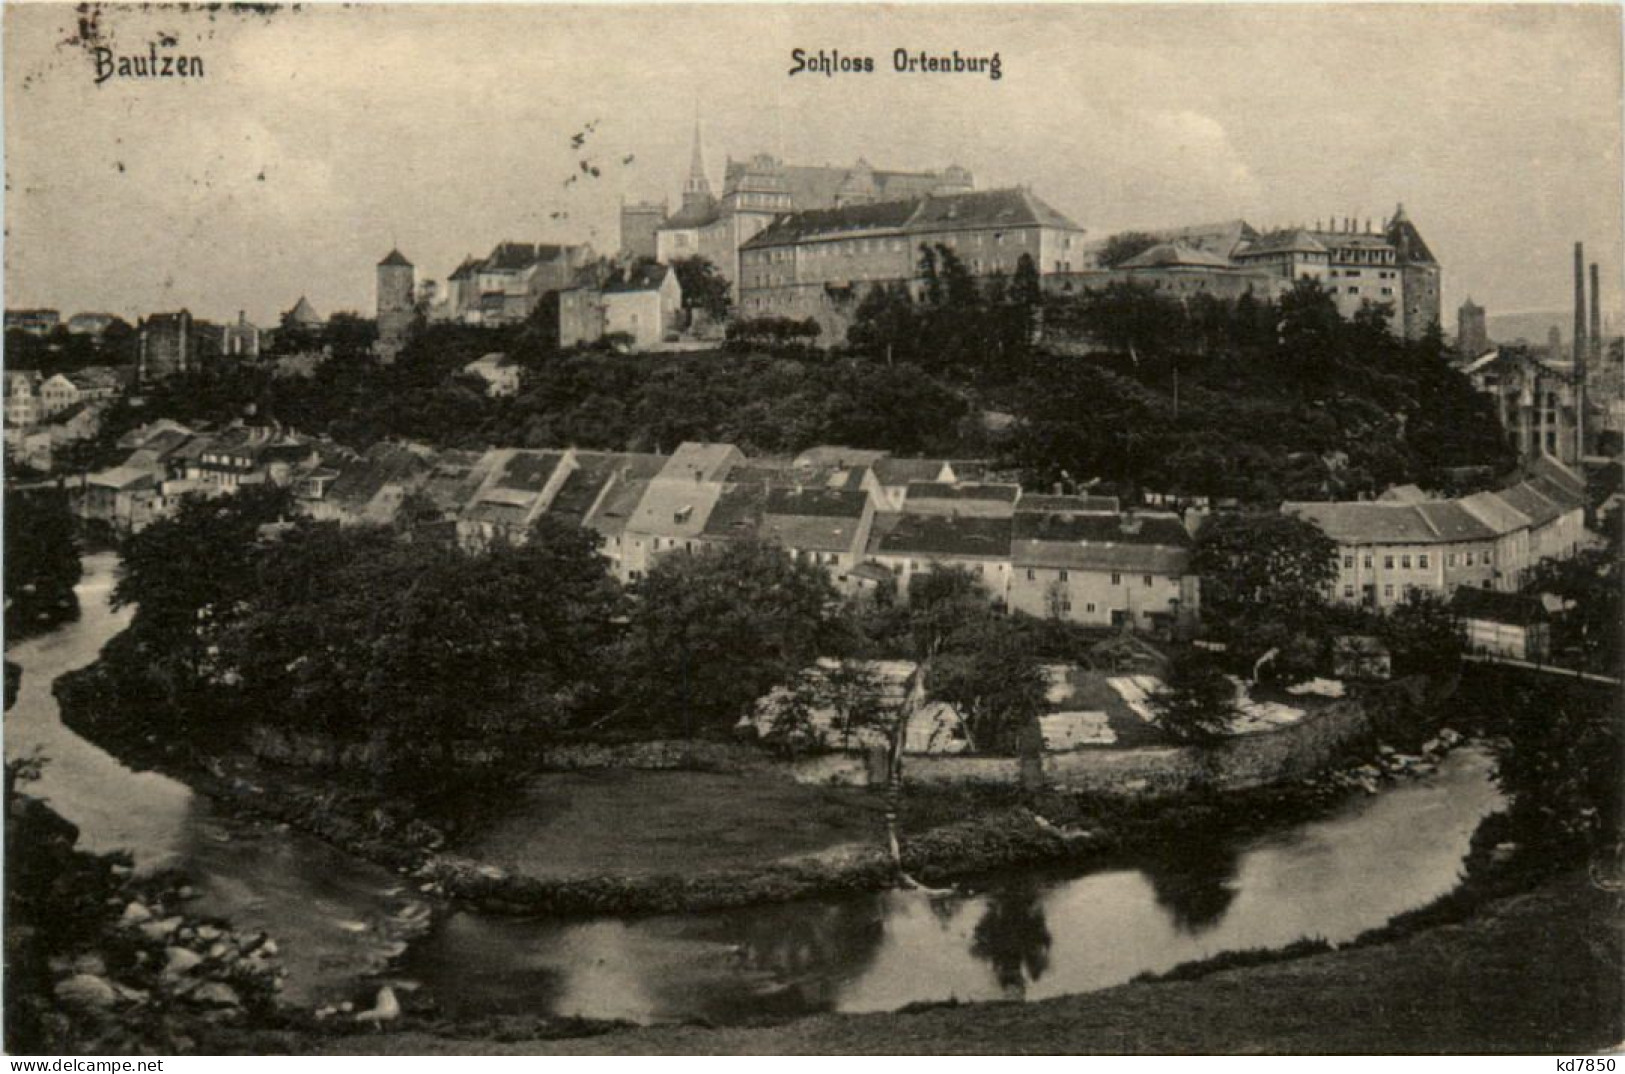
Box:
[1487,308,1625,349]
[1488,310,1569,348]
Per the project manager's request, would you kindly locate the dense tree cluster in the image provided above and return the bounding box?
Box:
[4,488,82,641]
[1017,280,1513,501]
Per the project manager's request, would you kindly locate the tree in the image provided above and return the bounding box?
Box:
[1096,231,1162,269]
[1190,511,1337,636]
[1380,590,1464,676]
[1150,649,1237,744]
[222,518,623,807]
[670,257,732,321]
[112,484,294,702]
[615,539,842,736]
[926,614,1046,754]
[3,488,81,641]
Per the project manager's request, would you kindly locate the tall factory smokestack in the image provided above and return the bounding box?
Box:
[1574,242,1588,365]
[1590,262,1602,362]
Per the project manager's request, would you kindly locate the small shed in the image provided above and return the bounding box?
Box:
[1450,587,1550,662]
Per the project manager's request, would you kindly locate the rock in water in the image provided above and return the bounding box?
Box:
[354,986,401,1027]
[163,947,204,977]
[119,901,153,926]
[54,974,119,1011]
[189,982,242,1009]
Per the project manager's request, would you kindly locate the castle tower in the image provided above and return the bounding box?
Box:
[619,199,667,261]
[1384,203,1441,342]
[1457,297,1488,357]
[376,248,416,360]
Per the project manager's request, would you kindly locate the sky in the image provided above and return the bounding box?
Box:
[4,2,1621,334]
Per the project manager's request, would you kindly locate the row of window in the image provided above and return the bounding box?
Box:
[1025,567,1162,587]
[1342,548,1496,572]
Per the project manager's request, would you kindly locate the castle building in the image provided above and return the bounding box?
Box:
[619,200,666,262]
[1047,205,1442,342]
[1458,297,1489,357]
[221,311,261,358]
[736,187,1086,341]
[438,242,591,326]
[138,310,196,381]
[631,119,974,302]
[376,248,416,360]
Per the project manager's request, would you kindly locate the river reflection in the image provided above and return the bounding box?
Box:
[4,554,427,1007]
[9,554,1508,1025]
[408,746,1503,1024]
[1141,838,1241,936]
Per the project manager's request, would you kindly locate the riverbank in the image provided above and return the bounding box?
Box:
[56,650,1477,918]
[307,864,1620,1055]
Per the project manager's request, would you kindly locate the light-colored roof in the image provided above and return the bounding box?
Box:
[792,445,891,469]
[88,465,158,491]
[1458,491,1532,535]
[625,476,728,540]
[658,442,741,485]
[1119,242,1235,270]
[1284,501,1452,545]
[873,457,950,485]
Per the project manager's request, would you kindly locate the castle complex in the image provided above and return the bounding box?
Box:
[622,120,975,301]
[622,122,1443,346]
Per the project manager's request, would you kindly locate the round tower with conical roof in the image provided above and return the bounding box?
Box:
[376,248,416,360]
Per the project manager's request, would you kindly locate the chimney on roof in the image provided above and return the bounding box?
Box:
[1120,508,1142,536]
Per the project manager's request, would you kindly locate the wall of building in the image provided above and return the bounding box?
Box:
[789,690,1378,795]
[1007,565,1187,626]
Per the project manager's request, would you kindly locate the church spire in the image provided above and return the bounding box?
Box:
[684,106,711,201]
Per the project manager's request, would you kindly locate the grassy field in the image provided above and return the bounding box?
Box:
[459,769,888,879]
[316,868,1622,1055]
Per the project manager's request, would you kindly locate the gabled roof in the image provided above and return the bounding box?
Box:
[661,199,722,230]
[1012,510,1191,548]
[1413,501,1498,543]
[1451,586,1547,626]
[604,263,674,294]
[582,454,669,538]
[872,513,1012,559]
[905,481,1019,502]
[741,199,919,249]
[1494,481,1566,527]
[447,256,481,282]
[873,457,950,485]
[287,297,321,325]
[792,445,891,469]
[327,442,427,510]
[1236,229,1328,258]
[907,188,1080,233]
[483,242,542,272]
[625,474,728,540]
[1015,494,1120,514]
[493,449,567,493]
[1384,204,1436,265]
[1458,491,1532,536]
[1119,242,1234,270]
[765,486,870,519]
[1284,501,1447,545]
[88,465,159,491]
[659,442,741,484]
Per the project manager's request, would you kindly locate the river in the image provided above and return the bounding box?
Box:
[6,553,1506,1025]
